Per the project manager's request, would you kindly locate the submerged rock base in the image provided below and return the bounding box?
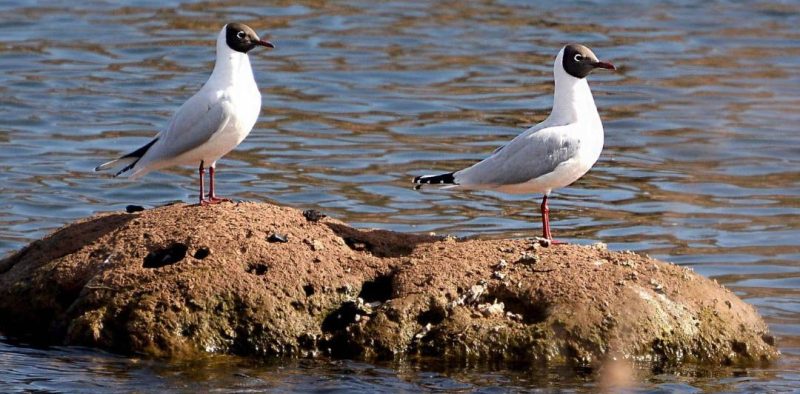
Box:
[0,202,778,365]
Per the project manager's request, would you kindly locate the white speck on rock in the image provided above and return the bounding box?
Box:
[478,300,505,317]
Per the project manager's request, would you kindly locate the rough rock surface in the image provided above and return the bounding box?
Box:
[0,202,778,365]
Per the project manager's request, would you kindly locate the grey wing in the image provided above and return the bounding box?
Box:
[455,125,580,186]
[147,94,233,161]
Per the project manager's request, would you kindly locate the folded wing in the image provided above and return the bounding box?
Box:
[455,124,580,187]
[128,93,232,178]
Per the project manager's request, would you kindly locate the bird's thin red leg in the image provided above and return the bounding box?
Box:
[198,161,207,205]
[540,194,565,245]
[541,195,551,239]
[208,166,215,199]
[206,166,230,204]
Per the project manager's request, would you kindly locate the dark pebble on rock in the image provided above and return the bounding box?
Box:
[126,205,145,213]
[268,233,288,243]
[303,209,326,222]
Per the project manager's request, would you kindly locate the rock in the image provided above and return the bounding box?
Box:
[302,209,326,222]
[465,284,486,305]
[477,300,505,317]
[517,251,537,265]
[125,205,145,213]
[304,238,325,252]
[267,233,288,243]
[0,201,778,366]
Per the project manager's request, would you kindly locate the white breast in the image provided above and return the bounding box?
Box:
[193,50,262,166]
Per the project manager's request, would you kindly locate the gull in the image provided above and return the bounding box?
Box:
[95,22,274,205]
[413,44,615,242]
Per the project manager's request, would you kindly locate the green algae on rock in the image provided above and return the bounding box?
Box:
[0,202,778,366]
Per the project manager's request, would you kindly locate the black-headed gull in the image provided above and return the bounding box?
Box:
[414,44,615,242]
[96,23,274,205]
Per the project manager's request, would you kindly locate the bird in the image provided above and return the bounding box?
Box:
[413,44,615,243]
[95,22,274,205]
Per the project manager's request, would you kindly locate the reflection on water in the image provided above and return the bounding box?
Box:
[0,0,798,391]
[2,337,798,393]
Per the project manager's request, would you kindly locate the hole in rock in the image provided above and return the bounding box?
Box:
[650,338,678,364]
[181,324,198,337]
[520,302,549,324]
[303,284,315,297]
[417,306,446,326]
[143,243,188,268]
[321,301,360,333]
[358,273,394,303]
[336,285,352,294]
[246,263,269,275]
[494,290,550,324]
[194,247,210,260]
[731,340,748,355]
[343,237,369,252]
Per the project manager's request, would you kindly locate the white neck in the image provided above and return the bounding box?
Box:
[207,26,256,88]
[546,47,600,125]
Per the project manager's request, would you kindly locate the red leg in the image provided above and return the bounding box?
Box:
[540,195,565,245]
[198,161,207,205]
[541,195,551,239]
[206,166,230,204]
[208,166,215,199]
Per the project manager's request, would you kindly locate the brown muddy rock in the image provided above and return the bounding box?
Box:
[0,202,778,365]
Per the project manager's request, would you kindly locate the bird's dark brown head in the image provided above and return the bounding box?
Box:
[225,22,274,54]
[562,44,615,79]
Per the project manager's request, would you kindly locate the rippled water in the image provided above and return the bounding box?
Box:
[1,0,799,391]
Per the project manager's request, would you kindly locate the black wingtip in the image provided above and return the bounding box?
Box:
[114,161,137,177]
[122,137,159,159]
[99,137,159,177]
[413,172,456,186]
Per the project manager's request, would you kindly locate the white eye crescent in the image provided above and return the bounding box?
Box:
[574,54,583,62]
[236,31,246,39]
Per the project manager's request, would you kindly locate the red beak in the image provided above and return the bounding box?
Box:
[592,61,616,70]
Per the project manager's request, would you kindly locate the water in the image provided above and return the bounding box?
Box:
[1,0,799,391]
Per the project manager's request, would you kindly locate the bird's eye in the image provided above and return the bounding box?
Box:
[574,54,583,62]
[236,31,246,39]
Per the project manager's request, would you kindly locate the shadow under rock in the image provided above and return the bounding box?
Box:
[0,213,136,275]
[324,222,441,258]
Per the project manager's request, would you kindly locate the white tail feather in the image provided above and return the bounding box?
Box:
[94,157,134,172]
[94,157,139,178]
